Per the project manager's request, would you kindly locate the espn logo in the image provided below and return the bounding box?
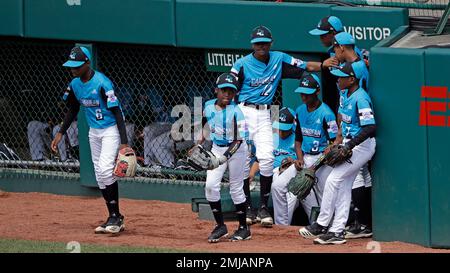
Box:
[419,86,449,127]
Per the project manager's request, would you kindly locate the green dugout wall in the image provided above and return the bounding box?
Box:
[1,0,407,51]
[370,30,450,248]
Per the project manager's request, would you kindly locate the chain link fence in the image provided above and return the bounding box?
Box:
[0,38,76,173]
[97,43,220,180]
[0,38,283,181]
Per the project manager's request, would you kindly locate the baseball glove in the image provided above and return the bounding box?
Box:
[287,168,317,200]
[324,144,353,167]
[186,145,226,171]
[113,147,137,178]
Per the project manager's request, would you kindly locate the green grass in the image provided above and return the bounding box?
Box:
[0,238,193,253]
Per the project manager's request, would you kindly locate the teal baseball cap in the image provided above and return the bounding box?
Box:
[309,16,343,36]
[333,32,356,46]
[215,73,239,90]
[273,107,296,131]
[295,73,321,94]
[251,26,273,43]
[331,61,365,79]
[63,46,91,68]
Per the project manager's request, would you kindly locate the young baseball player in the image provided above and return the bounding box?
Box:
[51,46,129,234]
[309,16,365,67]
[272,75,337,226]
[309,16,368,113]
[196,73,251,243]
[332,32,373,238]
[232,25,322,227]
[249,107,297,225]
[299,61,376,245]
[332,32,369,91]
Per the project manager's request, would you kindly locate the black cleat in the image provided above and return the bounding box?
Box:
[298,222,327,239]
[230,226,252,241]
[256,206,273,227]
[314,232,347,245]
[104,214,125,234]
[345,223,373,239]
[208,224,228,243]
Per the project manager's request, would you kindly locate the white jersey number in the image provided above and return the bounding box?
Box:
[260,84,273,96]
[95,109,104,120]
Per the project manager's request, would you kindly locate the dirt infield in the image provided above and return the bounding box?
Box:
[0,191,448,253]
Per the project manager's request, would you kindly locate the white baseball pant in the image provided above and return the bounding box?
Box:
[239,104,274,177]
[88,125,120,190]
[271,154,332,225]
[317,137,376,233]
[205,143,247,205]
[352,163,372,189]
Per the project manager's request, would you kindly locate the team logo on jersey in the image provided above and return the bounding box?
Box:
[214,127,225,135]
[348,104,352,110]
[328,120,339,134]
[273,149,291,156]
[301,127,321,138]
[105,90,117,102]
[91,89,97,95]
[250,76,275,87]
[316,118,321,124]
[80,99,100,107]
[341,113,352,124]
[292,58,304,67]
[359,108,374,121]
[257,29,264,36]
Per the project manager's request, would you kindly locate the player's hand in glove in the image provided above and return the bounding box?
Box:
[113,146,137,177]
[288,168,317,200]
[324,144,353,167]
[186,145,226,171]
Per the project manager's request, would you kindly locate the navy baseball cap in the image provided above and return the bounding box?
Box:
[333,32,356,46]
[309,16,343,36]
[331,61,365,79]
[295,73,321,95]
[216,73,239,90]
[63,46,91,68]
[251,26,273,43]
[273,107,296,131]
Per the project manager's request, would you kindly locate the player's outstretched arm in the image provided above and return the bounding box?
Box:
[322,57,339,70]
[306,61,322,72]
